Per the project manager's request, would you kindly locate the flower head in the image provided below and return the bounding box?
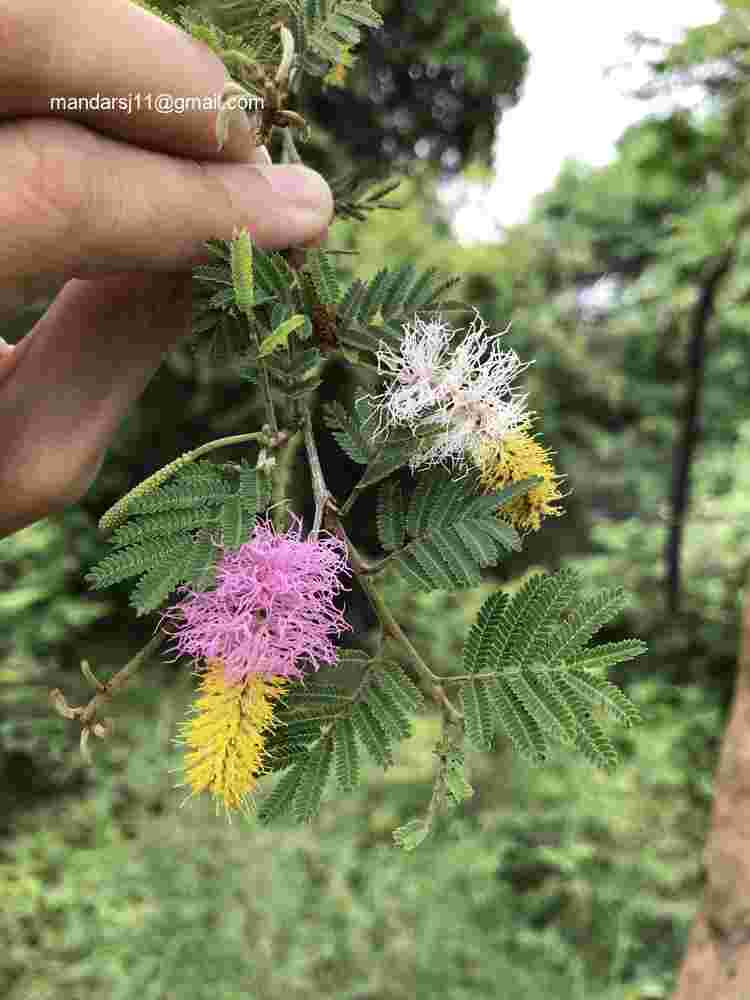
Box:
[366,310,532,470]
[369,313,455,432]
[160,515,351,682]
[476,426,566,533]
[178,659,287,815]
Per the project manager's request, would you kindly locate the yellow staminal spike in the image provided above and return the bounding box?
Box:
[178,658,287,815]
[477,427,566,533]
[230,227,254,315]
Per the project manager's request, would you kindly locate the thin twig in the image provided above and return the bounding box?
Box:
[248,315,279,433]
[271,428,302,532]
[50,632,165,760]
[282,127,302,164]
[301,403,334,537]
[328,515,463,722]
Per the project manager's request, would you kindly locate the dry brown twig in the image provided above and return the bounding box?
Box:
[49,633,164,763]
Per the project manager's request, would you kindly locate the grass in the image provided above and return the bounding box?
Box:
[0,664,717,1000]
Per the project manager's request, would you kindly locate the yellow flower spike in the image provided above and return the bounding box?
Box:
[230,227,254,316]
[178,658,288,816]
[476,426,567,533]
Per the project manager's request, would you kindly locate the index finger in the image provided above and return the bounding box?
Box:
[0,0,258,161]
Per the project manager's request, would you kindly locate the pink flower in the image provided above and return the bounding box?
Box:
[159,515,351,681]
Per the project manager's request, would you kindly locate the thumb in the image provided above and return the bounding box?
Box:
[1,118,332,307]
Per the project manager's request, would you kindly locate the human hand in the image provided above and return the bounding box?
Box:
[0,0,333,539]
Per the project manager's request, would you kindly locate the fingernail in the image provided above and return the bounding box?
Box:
[220,163,333,249]
[261,164,333,223]
[218,108,257,161]
[0,336,17,383]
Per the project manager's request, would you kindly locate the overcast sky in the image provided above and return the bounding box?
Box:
[443,0,723,241]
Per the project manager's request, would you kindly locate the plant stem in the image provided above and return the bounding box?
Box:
[50,632,165,760]
[99,431,280,535]
[282,127,302,164]
[441,670,518,684]
[356,570,462,721]
[83,633,165,725]
[301,402,332,538]
[272,428,302,532]
[355,552,393,576]
[329,516,463,722]
[187,430,270,458]
[337,427,446,517]
[338,478,365,518]
[248,315,279,433]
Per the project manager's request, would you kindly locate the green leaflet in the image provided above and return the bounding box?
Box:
[87,461,266,615]
[306,250,340,305]
[366,683,412,741]
[322,400,372,464]
[258,763,307,824]
[336,279,367,327]
[257,655,425,823]
[292,738,335,823]
[376,480,407,551]
[219,495,245,549]
[461,678,495,751]
[258,314,307,357]
[335,2,383,30]
[355,432,419,491]
[462,591,510,675]
[443,748,474,806]
[238,458,271,519]
[377,471,534,591]
[98,451,200,533]
[348,701,394,768]
[393,738,474,851]
[332,174,402,223]
[379,264,418,318]
[564,639,648,676]
[335,263,459,350]
[319,401,411,489]
[559,669,643,727]
[251,247,297,301]
[263,743,313,776]
[126,536,201,617]
[458,570,645,770]
[484,677,548,765]
[392,818,430,852]
[376,661,425,713]
[332,717,360,792]
[356,266,391,322]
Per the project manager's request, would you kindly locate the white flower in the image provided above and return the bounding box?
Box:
[363,309,533,470]
[368,313,454,433]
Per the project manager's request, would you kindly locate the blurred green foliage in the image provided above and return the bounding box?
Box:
[0,513,111,821]
[0,512,109,661]
[0,669,717,1000]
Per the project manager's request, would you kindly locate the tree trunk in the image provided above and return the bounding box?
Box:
[673,590,750,997]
